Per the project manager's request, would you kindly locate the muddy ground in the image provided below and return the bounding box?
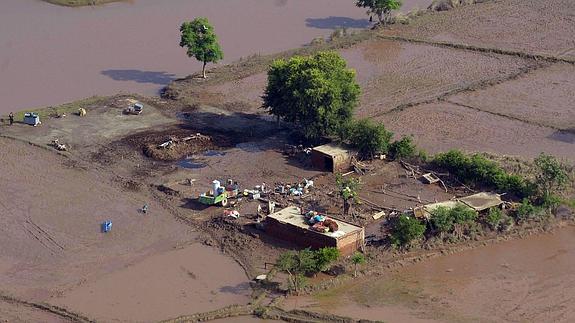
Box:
[0,130,252,321]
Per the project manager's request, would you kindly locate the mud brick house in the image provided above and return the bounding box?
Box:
[265,206,365,256]
[310,143,356,173]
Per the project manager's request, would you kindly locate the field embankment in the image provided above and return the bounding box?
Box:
[42,0,123,7]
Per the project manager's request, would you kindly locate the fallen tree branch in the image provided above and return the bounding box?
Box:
[358,196,401,212]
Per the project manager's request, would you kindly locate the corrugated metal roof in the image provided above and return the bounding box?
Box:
[312,143,354,157]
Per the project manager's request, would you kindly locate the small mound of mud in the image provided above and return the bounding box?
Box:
[121,127,232,162]
[143,136,214,161]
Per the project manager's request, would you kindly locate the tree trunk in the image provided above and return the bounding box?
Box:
[202,61,207,78]
[343,199,350,216]
[354,264,358,277]
[377,11,385,26]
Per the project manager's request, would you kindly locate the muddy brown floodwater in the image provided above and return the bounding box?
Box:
[299,226,575,322]
[0,0,430,114]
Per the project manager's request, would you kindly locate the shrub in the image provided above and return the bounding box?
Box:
[389,136,417,160]
[417,149,428,162]
[485,208,503,231]
[432,150,532,198]
[313,247,340,272]
[499,214,514,232]
[346,119,393,158]
[534,153,569,198]
[541,194,562,209]
[390,215,426,247]
[430,205,478,235]
[429,206,453,234]
[515,198,536,222]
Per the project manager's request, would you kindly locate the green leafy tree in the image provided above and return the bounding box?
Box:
[347,119,393,158]
[314,247,340,272]
[356,0,402,26]
[390,214,425,247]
[534,153,568,199]
[389,136,417,160]
[336,174,361,216]
[351,252,366,277]
[276,248,339,294]
[262,51,360,142]
[276,249,314,294]
[180,17,223,78]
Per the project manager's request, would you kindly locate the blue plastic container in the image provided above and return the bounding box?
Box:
[101,221,113,233]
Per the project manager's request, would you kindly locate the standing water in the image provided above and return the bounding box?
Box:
[0,0,431,114]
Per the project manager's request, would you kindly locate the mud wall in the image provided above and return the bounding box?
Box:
[311,151,352,173]
[336,229,365,256]
[264,218,363,256]
[265,217,337,250]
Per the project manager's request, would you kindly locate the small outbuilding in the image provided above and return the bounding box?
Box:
[23,113,40,126]
[265,206,365,256]
[310,143,356,173]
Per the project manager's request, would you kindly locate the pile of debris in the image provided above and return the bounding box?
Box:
[305,210,339,233]
[143,133,213,161]
[283,144,312,157]
[51,139,68,151]
[273,179,314,197]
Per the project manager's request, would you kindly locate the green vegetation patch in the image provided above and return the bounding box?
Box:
[432,150,533,198]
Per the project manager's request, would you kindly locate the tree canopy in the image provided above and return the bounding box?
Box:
[345,118,393,158]
[356,0,402,25]
[180,17,223,78]
[276,247,340,294]
[262,51,360,142]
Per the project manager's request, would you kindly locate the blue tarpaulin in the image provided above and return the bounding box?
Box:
[101,221,112,233]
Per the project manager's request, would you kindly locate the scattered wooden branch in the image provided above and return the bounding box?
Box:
[358,196,400,212]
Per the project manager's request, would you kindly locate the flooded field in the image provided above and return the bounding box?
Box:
[0,0,429,114]
[0,135,250,320]
[303,226,575,323]
[55,244,250,322]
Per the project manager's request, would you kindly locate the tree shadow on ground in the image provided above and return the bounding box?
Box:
[219,281,252,295]
[305,16,371,29]
[547,129,575,144]
[101,69,176,85]
[180,197,211,211]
